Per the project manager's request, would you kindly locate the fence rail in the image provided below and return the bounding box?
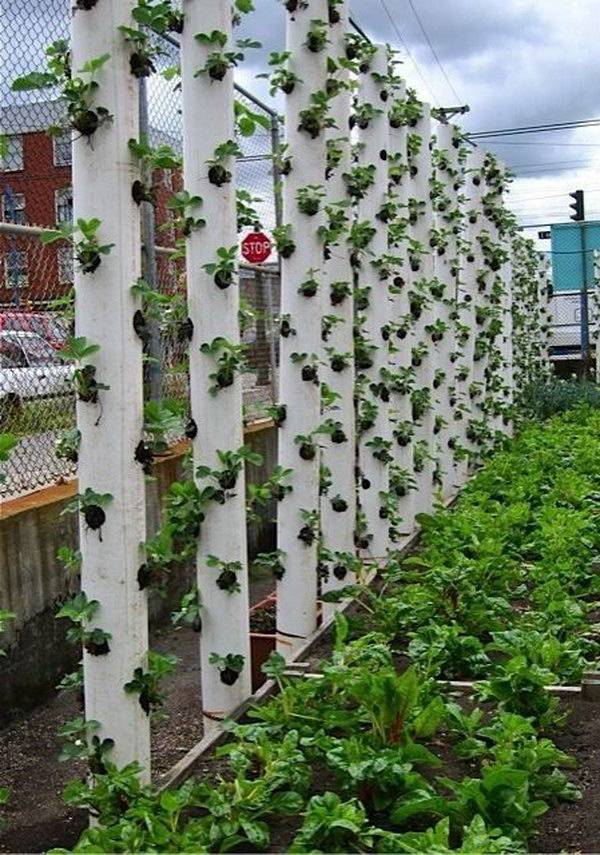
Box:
[0,223,280,498]
[0,4,281,498]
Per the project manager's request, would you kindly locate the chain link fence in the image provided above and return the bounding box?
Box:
[0,3,281,498]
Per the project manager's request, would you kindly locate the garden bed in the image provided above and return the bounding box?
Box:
[5,407,600,853]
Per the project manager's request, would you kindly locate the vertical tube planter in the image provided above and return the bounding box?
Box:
[431,120,462,499]
[276,0,328,656]
[480,154,513,439]
[321,0,356,608]
[356,44,393,559]
[72,0,150,772]
[387,80,417,538]
[457,147,485,468]
[405,104,435,516]
[181,0,251,716]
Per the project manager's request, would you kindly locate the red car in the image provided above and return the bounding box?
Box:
[0,311,69,350]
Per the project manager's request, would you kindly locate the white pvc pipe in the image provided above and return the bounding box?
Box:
[457,147,485,470]
[72,0,150,775]
[432,120,460,499]
[357,44,392,559]
[321,0,356,611]
[181,0,251,717]
[276,0,328,656]
[406,105,434,516]
[388,81,416,537]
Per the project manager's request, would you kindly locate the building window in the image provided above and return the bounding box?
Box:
[1,135,24,172]
[1,190,26,224]
[58,245,74,284]
[3,250,28,289]
[55,186,73,224]
[53,131,72,167]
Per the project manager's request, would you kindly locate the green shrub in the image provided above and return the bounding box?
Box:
[518,378,600,421]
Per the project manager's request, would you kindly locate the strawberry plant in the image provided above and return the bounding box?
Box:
[206,140,242,187]
[194,31,260,81]
[124,651,178,715]
[172,586,203,632]
[199,337,247,394]
[304,18,328,52]
[166,190,206,236]
[202,245,238,289]
[272,223,296,258]
[12,44,111,138]
[297,91,334,138]
[42,218,114,274]
[254,550,287,581]
[210,652,245,686]
[258,51,301,95]
[56,592,111,656]
[65,488,113,540]
[208,555,243,594]
[296,184,325,216]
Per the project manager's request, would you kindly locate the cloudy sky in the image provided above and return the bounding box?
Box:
[3,0,599,241]
[235,0,600,240]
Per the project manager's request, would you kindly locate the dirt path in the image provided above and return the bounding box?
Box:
[0,571,274,854]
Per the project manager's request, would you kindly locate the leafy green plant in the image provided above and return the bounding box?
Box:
[208,554,242,594]
[172,585,203,632]
[209,652,245,686]
[58,717,114,774]
[12,43,111,138]
[42,218,114,274]
[124,651,178,715]
[199,337,247,394]
[55,428,81,464]
[56,592,111,656]
[257,50,301,95]
[194,31,260,81]
[202,244,238,289]
[290,792,378,852]
[166,190,205,236]
[202,142,240,192]
[296,184,325,216]
[64,488,113,539]
[59,336,108,404]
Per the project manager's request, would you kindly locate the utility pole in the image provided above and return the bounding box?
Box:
[570,190,589,374]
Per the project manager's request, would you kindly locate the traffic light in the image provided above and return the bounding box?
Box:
[569,189,585,221]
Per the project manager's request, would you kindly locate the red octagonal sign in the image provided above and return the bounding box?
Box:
[241,231,272,264]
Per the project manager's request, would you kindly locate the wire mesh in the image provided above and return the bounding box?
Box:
[0,7,281,498]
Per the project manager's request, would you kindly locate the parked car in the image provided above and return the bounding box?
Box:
[0,331,73,422]
[0,311,70,350]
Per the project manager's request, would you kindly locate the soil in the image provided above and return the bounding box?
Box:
[0,570,275,855]
[534,695,600,853]
[4,560,600,854]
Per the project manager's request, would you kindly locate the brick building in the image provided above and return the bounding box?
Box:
[1,102,73,307]
[0,99,181,309]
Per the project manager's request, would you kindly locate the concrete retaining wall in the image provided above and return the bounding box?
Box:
[0,424,276,721]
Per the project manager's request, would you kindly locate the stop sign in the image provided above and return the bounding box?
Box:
[241,231,272,264]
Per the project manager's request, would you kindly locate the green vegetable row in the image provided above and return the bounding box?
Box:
[54,406,600,853]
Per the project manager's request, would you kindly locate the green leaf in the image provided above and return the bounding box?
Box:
[11,71,57,91]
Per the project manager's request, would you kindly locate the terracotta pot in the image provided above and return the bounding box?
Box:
[250,632,276,692]
[250,593,276,691]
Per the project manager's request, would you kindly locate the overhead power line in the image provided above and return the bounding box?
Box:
[510,189,600,203]
[487,140,600,148]
[469,118,600,139]
[404,0,463,104]
[514,163,596,176]
[377,0,441,106]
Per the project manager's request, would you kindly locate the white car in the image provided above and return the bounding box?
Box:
[0,331,73,417]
